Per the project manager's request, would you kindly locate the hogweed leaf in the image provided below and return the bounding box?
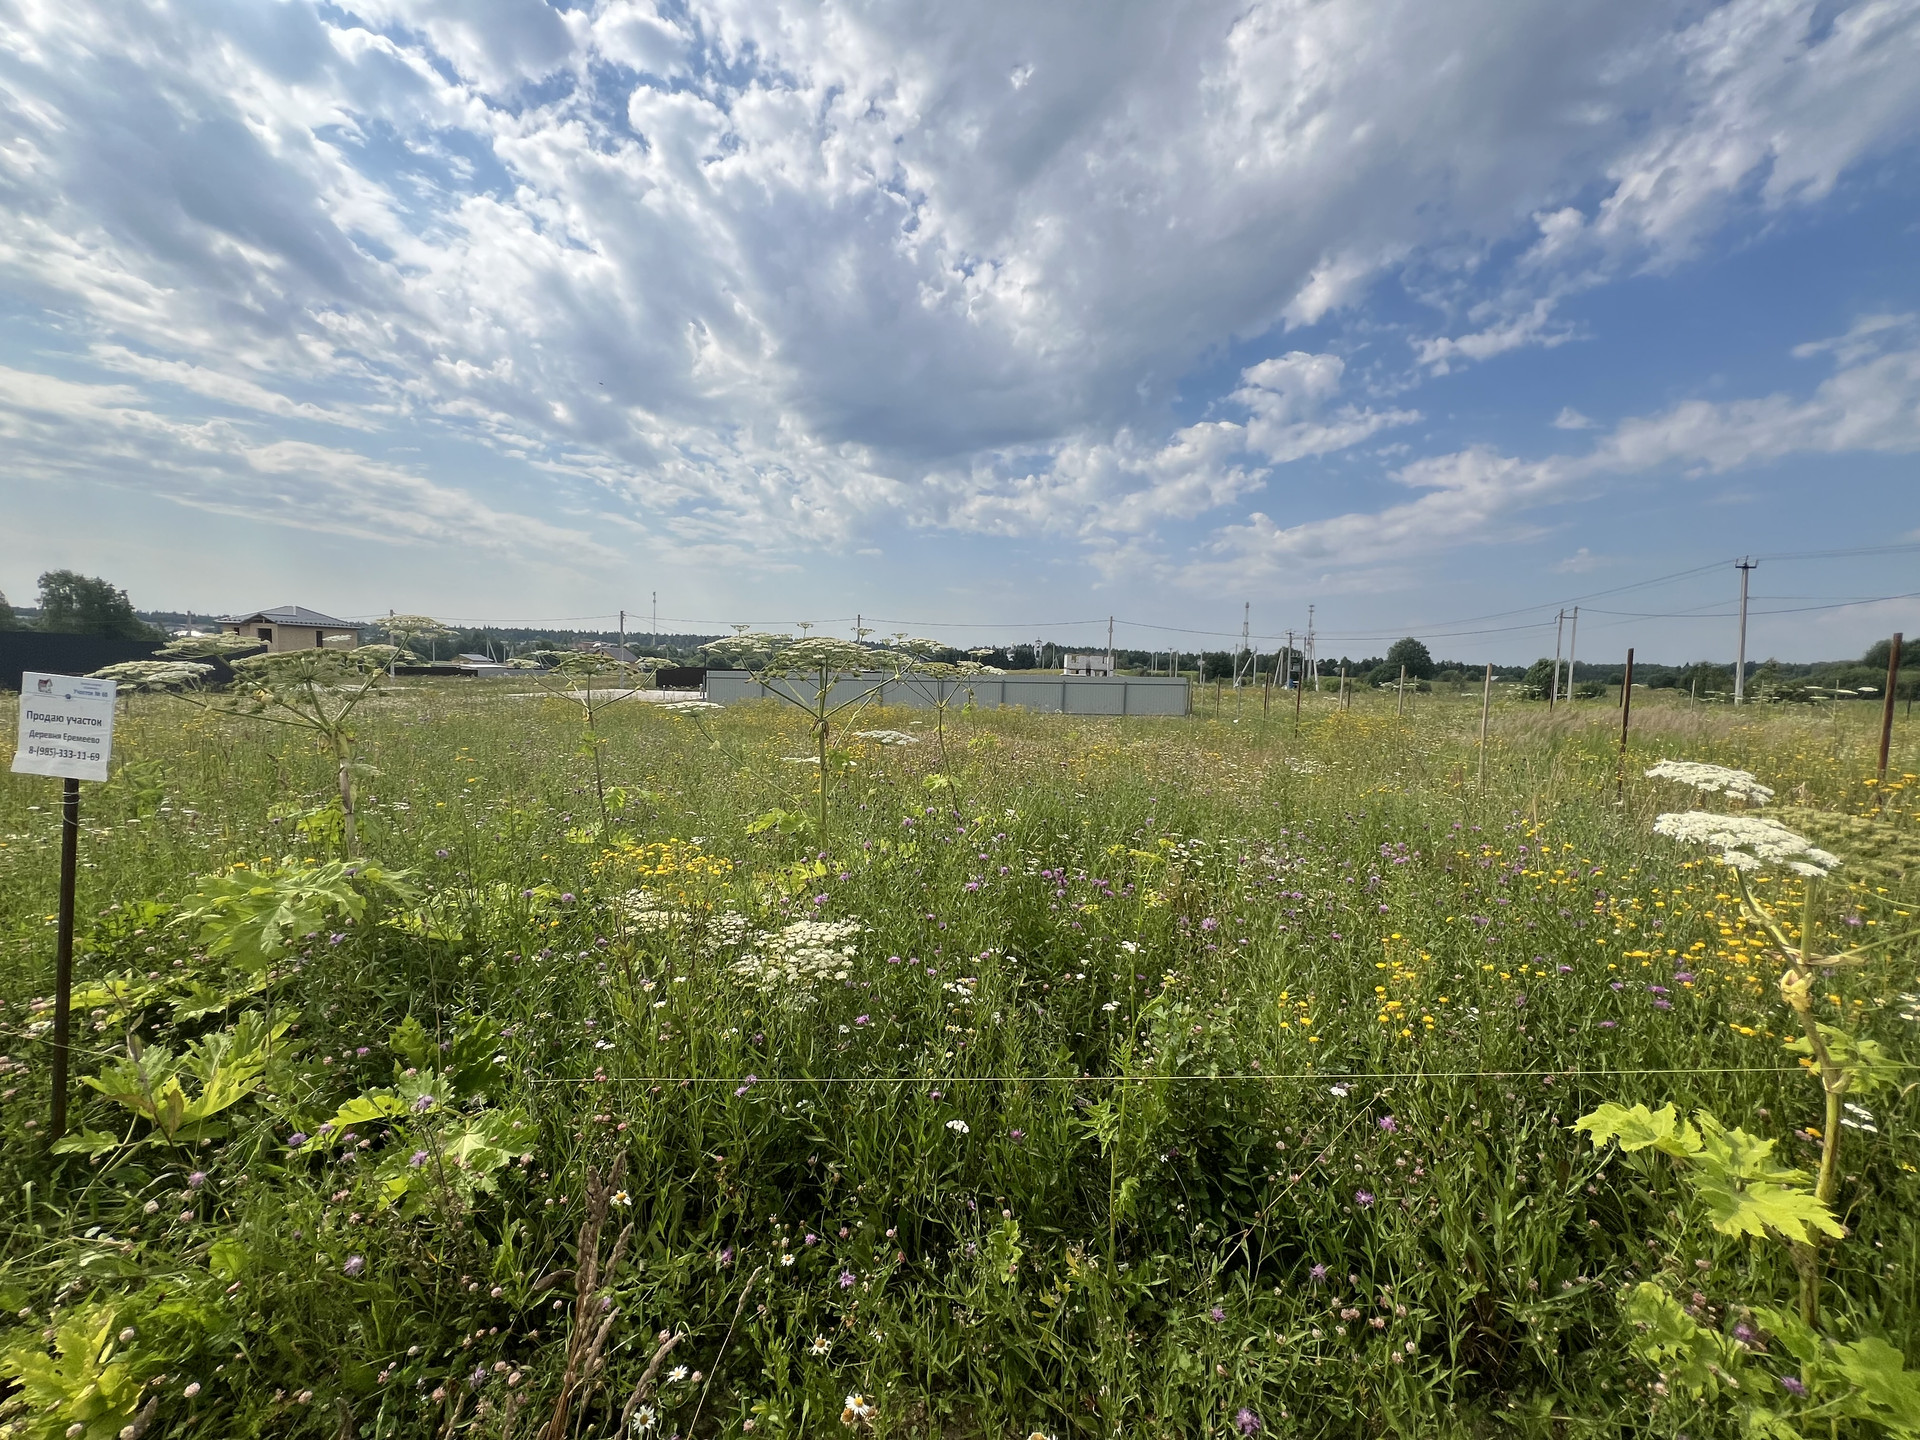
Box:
[1693,1112,1809,1186]
[1784,1024,1905,1097]
[1573,1102,1702,1157]
[1623,1282,1745,1399]
[1832,1336,1920,1433]
[1690,1176,1844,1244]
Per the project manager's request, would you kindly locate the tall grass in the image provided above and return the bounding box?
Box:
[0,683,1914,1438]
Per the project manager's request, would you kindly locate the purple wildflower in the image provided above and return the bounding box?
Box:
[839,1271,856,1290]
[187,1171,207,1188]
[718,1248,734,1266]
[1779,1376,1807,1397]
[435,849,450,859]
[1235,1408,1263,1436]
[1309,1263,1329,1284]
[1378,1115,1398,1133]
[287,1132,309,1149]
[343,1254,365,1277]
[411,1094,435,1114]
[1208,1306,1226,1323]
[1355,1190,1375,1208]
[409,1150,429,1168]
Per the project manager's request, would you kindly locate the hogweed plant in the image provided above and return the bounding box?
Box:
[87,660,215,713]
[526,651,657,831]
[698,633,928,844]
[1577,760,1920,1432]
[184,645,403,858]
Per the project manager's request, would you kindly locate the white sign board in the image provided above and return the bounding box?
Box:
[11,672,116,782]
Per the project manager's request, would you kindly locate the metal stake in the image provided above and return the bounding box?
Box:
[1617,648,1635,800]
[1478,663,1492,788]
[1879,633,1904,797]
[51,777,79,1143]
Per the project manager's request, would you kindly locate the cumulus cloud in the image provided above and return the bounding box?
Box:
[0,0,1915,578]
[1198,322,1920,580]
[0,365,597,555]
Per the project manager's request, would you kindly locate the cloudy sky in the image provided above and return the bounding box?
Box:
[3,0,1919,662]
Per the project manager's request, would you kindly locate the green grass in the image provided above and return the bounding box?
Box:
[0,682,1916,1438]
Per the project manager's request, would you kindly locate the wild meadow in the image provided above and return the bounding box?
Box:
[1,676,1916,1439]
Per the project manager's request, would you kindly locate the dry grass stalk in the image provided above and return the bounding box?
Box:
[617,1330,683,1433]
[536,1156,634,1440]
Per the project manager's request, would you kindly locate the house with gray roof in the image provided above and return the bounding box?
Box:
[218,606,361,653]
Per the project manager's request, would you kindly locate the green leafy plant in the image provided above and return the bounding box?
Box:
[68,1010,294,1148]
[170,856,412,973]
[1575,1103,1843,1246]
[0,1305,156,1440]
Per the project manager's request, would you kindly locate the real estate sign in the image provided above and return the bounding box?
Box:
[11,671,116,782]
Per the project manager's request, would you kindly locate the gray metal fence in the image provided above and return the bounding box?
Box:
[702,670,1191,716]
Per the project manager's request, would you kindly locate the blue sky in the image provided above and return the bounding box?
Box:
[3,0,1918,663]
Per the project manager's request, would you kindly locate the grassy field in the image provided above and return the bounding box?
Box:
[1,679,1916,1439]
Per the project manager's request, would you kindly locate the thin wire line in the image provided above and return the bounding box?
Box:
[525,1064,1824,1086]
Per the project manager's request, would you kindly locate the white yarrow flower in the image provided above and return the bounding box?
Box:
[852,729,920,745]
[1652,811,1840,876]
[946,1119,970,1134]
[1643,760,1774,805]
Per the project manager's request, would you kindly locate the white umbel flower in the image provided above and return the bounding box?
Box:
[1644,760,1775,805]
[1652,811,1840,876]
[852,729,920,745]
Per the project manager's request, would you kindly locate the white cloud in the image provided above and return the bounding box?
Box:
[0,364,599,556]
[0,0,1915,577]
[1554,547,1608,573]
[1552,407,1598,430]
[1230,352,1419,462]
[1198,326,1920,578]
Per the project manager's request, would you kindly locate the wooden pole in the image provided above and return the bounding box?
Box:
[1396,664,1406,717]
[1879,633,1903,794]
[50,777,79,1142]
[1340,664,1349,711]
[1617,648,1635,800]
[1293,656,1304,734]
[1478,663,1492,789]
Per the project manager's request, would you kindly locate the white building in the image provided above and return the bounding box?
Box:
[1062,652,1113,677]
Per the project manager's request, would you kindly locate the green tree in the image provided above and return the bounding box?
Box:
[1385,636,1435,680]
[0,589,18,630]
[34,570,159,639]
[1863,638,1906,675]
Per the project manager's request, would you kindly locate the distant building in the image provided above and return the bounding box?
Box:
[1062,652,1113,677]
[219,606,361,653]
[575,641,639,663]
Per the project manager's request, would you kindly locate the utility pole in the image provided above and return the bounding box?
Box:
[619,609,626,657]
[652,592,657,651]
[1550,609,1565,709]
[1239,602,1251,687]
[1566,606,1579,700]
[1107,616,1115,675]
[1308,604,1319,691]
[1734,557,1758,705]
